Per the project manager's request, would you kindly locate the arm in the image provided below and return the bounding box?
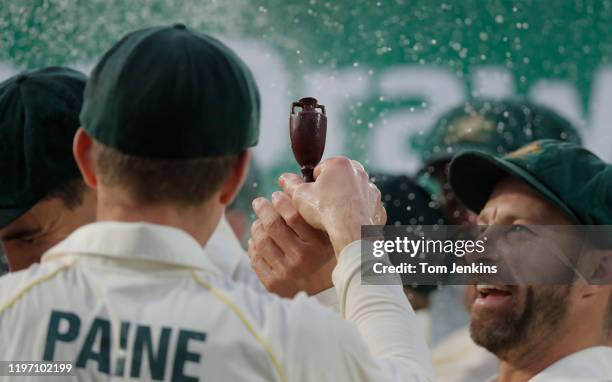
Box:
[332,241,433,380]
[278,243,431,381]
[279,157,432,381]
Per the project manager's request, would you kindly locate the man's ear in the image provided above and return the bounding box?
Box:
[219,150,251,206]
[73,128,98,189]
[589,250,612,285]
[578,249,612,298]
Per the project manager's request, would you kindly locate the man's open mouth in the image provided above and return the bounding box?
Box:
[474,284,514,309]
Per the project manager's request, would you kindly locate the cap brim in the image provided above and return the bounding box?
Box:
[448,151,581,223]
[0,205,30,229]
[421,143,499,168]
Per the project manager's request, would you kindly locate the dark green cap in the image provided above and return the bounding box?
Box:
[412,99,582,166]
[449,139,612,225]
[80,24,260,159]
[0,67,86,228]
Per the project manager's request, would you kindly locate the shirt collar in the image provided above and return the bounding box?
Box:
[205,215,245,277]
[43,221,223,275]
[487,346,612,382]
[531,346,612,381]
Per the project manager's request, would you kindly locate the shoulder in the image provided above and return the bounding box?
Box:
[190,270,345,337]
[0,261,71,316]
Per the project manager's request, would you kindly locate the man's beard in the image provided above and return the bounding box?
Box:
[469,285,571,362]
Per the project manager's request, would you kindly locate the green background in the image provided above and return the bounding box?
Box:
[2,0,612,193]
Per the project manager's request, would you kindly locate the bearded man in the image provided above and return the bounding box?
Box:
[449,139,612,381]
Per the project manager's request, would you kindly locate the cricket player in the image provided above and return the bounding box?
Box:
[449,139,612,381]
[412,100,585,382]
[0,67,96,272]
[0,24,432,381]
[0,67,261,289]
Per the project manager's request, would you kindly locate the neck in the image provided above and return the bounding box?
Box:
[96,194,221,246]
[497,353,560,382]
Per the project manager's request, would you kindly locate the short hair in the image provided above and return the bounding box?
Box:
[91,142,238,206]
[44,179,88,209]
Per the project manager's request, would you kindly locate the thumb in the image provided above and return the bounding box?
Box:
[279,172,322,229]
[279,173,306,199]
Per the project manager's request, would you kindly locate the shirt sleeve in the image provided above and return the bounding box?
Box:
[311,287,340,312]
[282,241,433,382]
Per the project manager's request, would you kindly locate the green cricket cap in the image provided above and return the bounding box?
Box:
[449,139,612,225]
[412,99,582,166]
[80,24,260,159]
[0,67,86,228]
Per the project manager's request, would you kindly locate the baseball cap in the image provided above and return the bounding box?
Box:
[412,99,582,166]
[448,139,612,225]
[0,67,86,228]
[80,24,260,159]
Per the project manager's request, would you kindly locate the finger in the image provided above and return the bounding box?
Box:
[249,244,277,285]
[376,203,387,225]
[252,196,303,255]
[250,224,300,279]
[252,197,270,216]
[248,237,274,269]
[247,235,255,261]
[249,219,261,248]
[253,198,286,229]
[249,236,280,275]
[350,159,366,174]
[272,191,320,242]
[249,237,302,298]
[369,181,382,201]
[368,182,386,225]
[279,173,316,225]
[278,172,305,199]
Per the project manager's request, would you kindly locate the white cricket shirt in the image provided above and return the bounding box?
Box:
[487,346,612,382]
[0,221,432,381]
[206,215,266,291]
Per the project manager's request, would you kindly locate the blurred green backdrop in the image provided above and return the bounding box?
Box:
[2,0,612,192]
